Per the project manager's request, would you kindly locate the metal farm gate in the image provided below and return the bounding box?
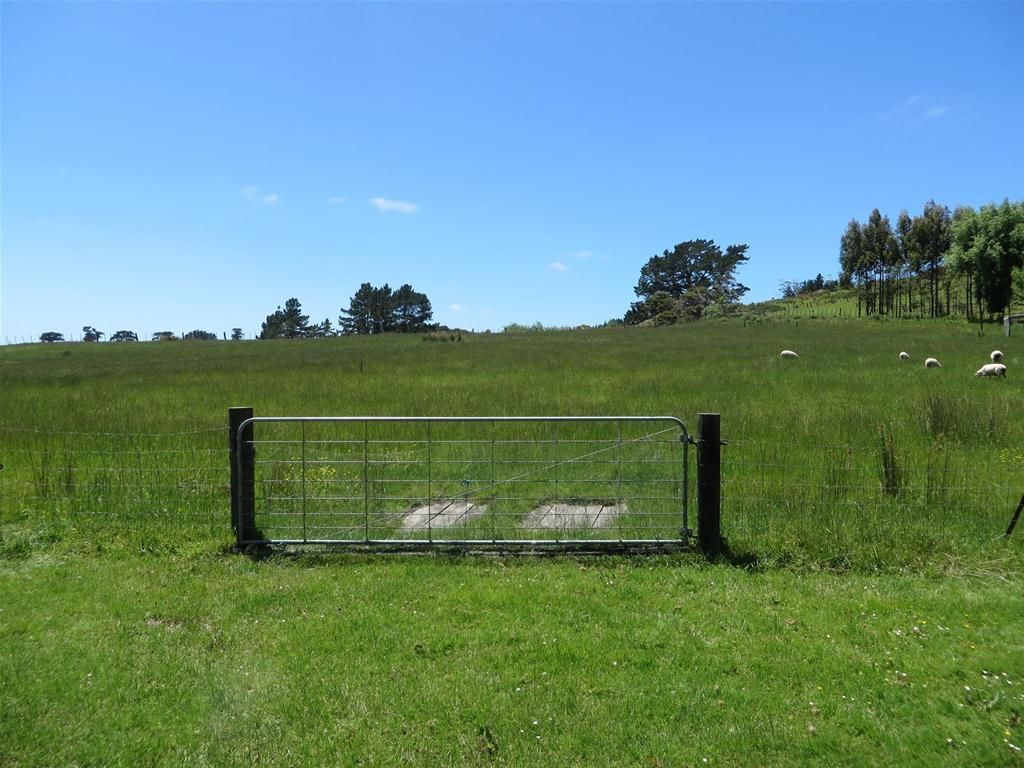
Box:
[229,411,694,551]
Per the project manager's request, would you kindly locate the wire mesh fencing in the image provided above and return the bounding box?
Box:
[0,426,227,538]
[720,435,1023,557]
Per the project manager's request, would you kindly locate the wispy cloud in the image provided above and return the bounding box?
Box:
[450,303,463,312]
[242,186,280,206]
[326,196,349,205]
[370,197,418,214]
[879,93,951,123]
[549,262,569,272]
[570,250,594,260]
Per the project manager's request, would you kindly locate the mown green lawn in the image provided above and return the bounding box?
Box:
[2,546,1023,767]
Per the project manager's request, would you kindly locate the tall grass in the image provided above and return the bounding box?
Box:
[0,320,1020,565]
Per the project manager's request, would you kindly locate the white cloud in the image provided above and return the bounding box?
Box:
[450,303,463,312]
[242,186,280,206]
[549,262,569,272]
[370,197,419,214]
[878,93,951,123]
[326,196,350,205]
[570,250,594,260]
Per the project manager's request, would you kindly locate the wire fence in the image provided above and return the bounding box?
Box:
[721,436,1022,556]
[1,423,1021,557]
[0,426,227,537]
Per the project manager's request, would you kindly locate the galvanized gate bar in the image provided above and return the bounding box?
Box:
[234,415,691,550]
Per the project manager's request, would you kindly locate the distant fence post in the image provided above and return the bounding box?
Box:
[697,413,722,558]
[229,407,255,548]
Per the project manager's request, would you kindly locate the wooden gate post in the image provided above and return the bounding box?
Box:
[697,413,722,558]
[229,407,255,547]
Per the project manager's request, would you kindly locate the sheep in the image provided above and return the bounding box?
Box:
[899,352,910,361]
[976,363,1007,377]
[924,357,942,368]
[991,350,1004,363]
[779,350,799,359]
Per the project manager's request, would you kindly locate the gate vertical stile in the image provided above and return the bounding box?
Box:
[301,421,307,543]
[362,422,369,542]
[427,421,433,543]
[490,420,496,542]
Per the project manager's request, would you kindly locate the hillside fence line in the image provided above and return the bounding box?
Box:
[1,413,1021,557]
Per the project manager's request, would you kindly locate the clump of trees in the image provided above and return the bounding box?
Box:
[40,332,65,343]
[780,273,840,298]
[624,239,750,325]
[109,330,138,342]
[339,283,433,334]
[838,199,1023,319]
[260,298,312,339]
[950,200,1024,320]
[183,330,218,340]
[82,326,104,342]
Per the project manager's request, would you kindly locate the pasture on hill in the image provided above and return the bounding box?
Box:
[1,320,1022,767]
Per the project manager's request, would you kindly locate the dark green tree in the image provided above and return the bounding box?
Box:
[839,219,868,316]
[908,200,952,317]
[628,239,749,323]
[231,328,244,340]
[950,200,1024,320]
[82,326,104,342]
[183,329,218,340]
[109,330,138,342]
[391,283,433,332]
[862,209,898,315]
[340,282,433,334]
[895,211,913,316]
[40,331,65,343]
[340,283,376,335]
[260,298,311,339]
[309,318,337,338]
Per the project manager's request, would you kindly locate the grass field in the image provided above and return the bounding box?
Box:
[2,320,1022,765]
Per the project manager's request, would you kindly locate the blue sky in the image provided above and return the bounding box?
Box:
[2,1,1022,341]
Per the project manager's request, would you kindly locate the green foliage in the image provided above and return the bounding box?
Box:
[38,331,64,343]
[260,297,311,339]
[231,327,244,340]
[950,200,1024,315]
[81,326,103,342]
[183,329,217,340]
[109,330,138,343]
[340,282,433,334]
[628,239,750,323]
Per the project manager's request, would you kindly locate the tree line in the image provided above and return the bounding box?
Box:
[838,199,1024,319]
[258,282,434,339]
[37,281,436,344]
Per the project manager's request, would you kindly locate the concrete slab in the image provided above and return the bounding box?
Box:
[400,499,487,532]
[520,502,626,530]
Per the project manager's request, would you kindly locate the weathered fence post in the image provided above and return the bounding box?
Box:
[696,413,722,558]
[229,407,255,548]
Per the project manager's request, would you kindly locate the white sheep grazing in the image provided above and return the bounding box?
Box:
[899,352,910,361]
[779,350,799,359]
[924,357,942,368]
[991,350,1004,363]
[976,363,1007,377]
